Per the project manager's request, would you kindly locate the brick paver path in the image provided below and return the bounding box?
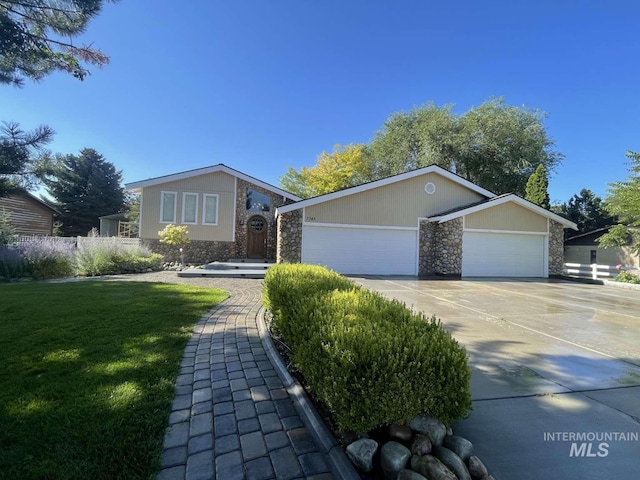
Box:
[114,273,334,480]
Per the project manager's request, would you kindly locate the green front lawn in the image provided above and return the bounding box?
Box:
[0,281,227,480]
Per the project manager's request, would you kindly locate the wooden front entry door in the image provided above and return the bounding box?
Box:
[247,215,267,259]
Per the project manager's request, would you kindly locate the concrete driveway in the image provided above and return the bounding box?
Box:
[353,277,640,480]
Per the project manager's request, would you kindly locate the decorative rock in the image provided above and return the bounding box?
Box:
[346,438,378,472]
[411,434,432,456]
[446,427,453,436]
[389,423,413,443]
[410,454,457,480]
[409,415,447,446]
[443,435,474,463]
[432,446,471,480]
[397,469,428,480]
[381,441,412,480]
[468,455,489,480]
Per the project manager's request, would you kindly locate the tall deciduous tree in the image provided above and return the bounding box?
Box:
[280,144,372,198]
[0,0,116,86]
[598,151,640,252]
[284,98,563,197]
[551,188,617,236]
[0,121,54,196]
[44,148,125,236]
[525,165,550,209]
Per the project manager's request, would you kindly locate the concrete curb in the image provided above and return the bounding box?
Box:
[256,306,360,480]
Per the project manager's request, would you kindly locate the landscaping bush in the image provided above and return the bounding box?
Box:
[262,264,472,433]
[76,242,162,276]
[0,239,75,281]
[615,270,640,284]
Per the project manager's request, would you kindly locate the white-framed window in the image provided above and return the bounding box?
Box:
[203,194,219,225]
[182,192,199,224]
[160,191,177,223]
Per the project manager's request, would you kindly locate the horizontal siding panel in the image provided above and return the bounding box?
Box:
[465,203,548,232]
[139,171,235,241]
[0,194,54,236]
[305,172,485,227]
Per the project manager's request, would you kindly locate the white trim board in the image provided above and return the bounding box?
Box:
[301,221,418,231]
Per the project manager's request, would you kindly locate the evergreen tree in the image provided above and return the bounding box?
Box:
[525,164,550,209]
[551,188,617,236]
[0,0,115,86]
[0,121,54,196]
[45,148,125,236]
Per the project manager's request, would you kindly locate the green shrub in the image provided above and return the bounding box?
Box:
[262,264,472,432]
[76,242,162,276]
[615,270,640,284]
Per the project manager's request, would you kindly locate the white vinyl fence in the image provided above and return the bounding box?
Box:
[563,263,620,280]
[13,235,141,251]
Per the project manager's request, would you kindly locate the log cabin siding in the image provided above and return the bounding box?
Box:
[0,193,56,236]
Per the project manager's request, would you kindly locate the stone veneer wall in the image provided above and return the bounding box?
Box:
[277,210,302,263]
[418,220,436,276]
[548,220,565,276]
[146,239,236,264]
[433,218,463,276]
[235,178,288,260]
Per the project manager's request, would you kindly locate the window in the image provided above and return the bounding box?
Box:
[203,194,219,225]
[160,191,177,223]
[182,193,199,224]
[246,188,271,212]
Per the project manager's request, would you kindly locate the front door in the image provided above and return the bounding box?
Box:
[247,215,267,258]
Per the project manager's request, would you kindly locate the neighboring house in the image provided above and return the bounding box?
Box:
[125,164,301,263]
[99,213,137,237]
[276,165,578,277]
[564,227,640,268]
[0,191,58,236]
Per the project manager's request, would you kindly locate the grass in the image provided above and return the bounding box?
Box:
[0,281,228,480]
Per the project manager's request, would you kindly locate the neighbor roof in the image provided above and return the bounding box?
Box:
[125,164,302,201]
[428,194,578,229]
[276,165,496,215]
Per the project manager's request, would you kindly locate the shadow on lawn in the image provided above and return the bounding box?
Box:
[0,281,226,480]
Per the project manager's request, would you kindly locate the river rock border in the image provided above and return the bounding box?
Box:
[346,414,494,480]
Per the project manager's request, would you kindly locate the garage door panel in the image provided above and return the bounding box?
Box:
[302,225,417,275]
[463,232,546,277]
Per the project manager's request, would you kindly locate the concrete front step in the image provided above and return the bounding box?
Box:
[178,268,268,279]
[204,261,273,271]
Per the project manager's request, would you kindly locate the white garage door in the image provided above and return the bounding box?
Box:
[462,231,547,277]
[302,225,418,275]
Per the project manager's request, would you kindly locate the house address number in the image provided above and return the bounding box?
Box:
[306,216,316,221]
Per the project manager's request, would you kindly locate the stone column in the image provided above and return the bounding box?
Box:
[548,220,565,276]
[277,210,302,263]
[419,220,436,276]
[433,218,463,276]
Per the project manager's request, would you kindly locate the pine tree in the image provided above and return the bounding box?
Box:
[525,164,551,209]
[45,148,125,236]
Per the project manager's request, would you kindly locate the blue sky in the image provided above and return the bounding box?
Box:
[3,0,639,203]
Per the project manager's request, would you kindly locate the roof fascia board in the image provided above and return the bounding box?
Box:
[125,164,301,201]
[277,165,496,215]
[433,194,578,229]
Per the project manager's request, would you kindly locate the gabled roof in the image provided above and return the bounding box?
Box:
[125,164,302,201]
[428,194,578,229]
[276,165,496,215]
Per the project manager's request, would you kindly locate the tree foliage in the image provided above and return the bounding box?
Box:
[598,151,640,252]
[158,224,189,247]
[280,144,372,198]
[44,148,125,236]
[0,0,116,86]
[0,121,55,196]
[525,164,550,209]
[552,188,617,236]
[283,98,563,197]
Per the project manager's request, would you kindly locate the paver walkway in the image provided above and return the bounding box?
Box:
[129,274,336,480]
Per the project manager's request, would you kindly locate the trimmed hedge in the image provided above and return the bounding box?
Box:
[262,264,471,433]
